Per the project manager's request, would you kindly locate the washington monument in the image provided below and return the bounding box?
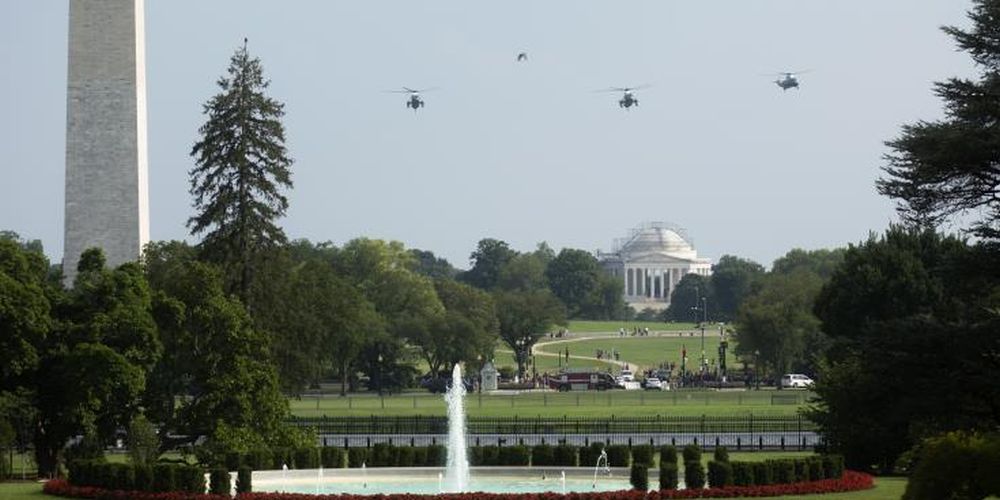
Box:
[63,0,149,284]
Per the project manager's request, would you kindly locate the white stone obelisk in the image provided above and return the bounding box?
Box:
[63,0,149,285]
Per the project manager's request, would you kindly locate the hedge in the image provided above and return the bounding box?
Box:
[731,461,754,486]
[606,445,630,467]
[236,466,252,494]
[681,444,701,463]
[209,467,229,495]
[713,446,729,463]
[630,464,648,491]
[553,445,578,466]
[659,463,679,490]
[578,442,605,466]
[707,460,733,488]
[659,445,677,467]
[631,445,654,467]
[531,445,555,466]
[45,470,876,499]
[683,460,705,489]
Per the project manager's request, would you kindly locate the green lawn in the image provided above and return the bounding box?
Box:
[566,320,698,333]
[536,335,732,372]
[289,389,807,418]
[0,481,48,499]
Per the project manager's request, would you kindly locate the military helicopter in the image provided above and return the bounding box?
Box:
[385,87,437,111]
[770,71,809,91]
[596,85,650,109]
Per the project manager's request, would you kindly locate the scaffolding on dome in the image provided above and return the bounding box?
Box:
[609,221,694,255]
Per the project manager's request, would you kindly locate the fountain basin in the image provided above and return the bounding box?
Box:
[254,466,632,495]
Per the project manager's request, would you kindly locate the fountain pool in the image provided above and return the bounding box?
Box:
[253,467,632,495]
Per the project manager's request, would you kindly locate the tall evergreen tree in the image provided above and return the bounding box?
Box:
[188,40,293,306]
[878,0,1000,239]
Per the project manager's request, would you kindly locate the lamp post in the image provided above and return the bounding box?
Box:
[753,349,760,390]
[515,338,525,382]
[700,297,707,370]
[377,353,383,397]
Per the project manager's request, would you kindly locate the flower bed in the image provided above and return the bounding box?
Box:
[44,471,874,499]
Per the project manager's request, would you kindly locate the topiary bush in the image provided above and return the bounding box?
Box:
[731,461,754,486]
[426,445,446,466]
[370,443,395,467]
[321,447,346,468]
[659,445,678,467]
[348,448,369,468]
[682,444,702,463]
[151,463,176,492]
[209,467,230,495]
[684,460,705,489]
[294,447,319,469]
[807,456,824,480]
[713,446,729,463]
[631,445,654,467]
[752,461,773,486]
[236,466,252,494]
[579,442,605,467]
[532,444,555,466]
[176,465,205,493]
[499,445,530,466]
[903,431,1000,500]
[396,446,416,467]
[774,459,797,484]
[630,464,648,490]
[606,445,630,466]
[658,462,678,490]
[707,460,733,487]
[553,444,578,466]
[794,459,810,481]
[823,454,845,479]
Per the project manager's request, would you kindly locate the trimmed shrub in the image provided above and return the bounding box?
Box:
[774,459,797,484]
[151,463,176,492]
[807,456,824,480]
[659,463,678,490]
[752,461,773,486]
[133,464,153,492]
[794,459,810,481]
[731,461,754,486]
[271,448,293,469]
[632,445,654,467]
[224,451,242,471]
[347,448,369,468]
[176,465,205,493]
[684,460,705,489]
[630,464,649,490]
[553,445,577,466]
[209,467,230,495]
[396,446,416,467]
[236,466,252,494]
[659,445,678,467]
[707,460,733,488]
[411,447,427,467]
[110,463,134,491]
[713,446,730,463]
[606,445,630,466]
[532,444,555,466]
[823,454,845,479]
[321,447,346,468]
[244,448,272,471]
[682,444,702,463]
[426,445,446,466]
[578,442,605,467]
[294,447,319,469]
[370,443,395,467]
[499,445,530,466]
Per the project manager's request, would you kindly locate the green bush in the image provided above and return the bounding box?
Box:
[499,445,530,466]
[111,463,135,491]
[177,465,205,493]
[630,464,648,490]
[658,463,678,490]
[554,445,577,466]
[774,459,797,484]
[631,445,654,467]
[659,445,678,467]
[532,444,555,466]
[682,444,702,463]
[348,448,369,468]
[133,464,153,492]
[426,445,446,466]
[578,442,605,466]
[793,459,810,481]
[151,463,176,492]
[209,467,230,495]
[606,445,630,466]
[903,431,1000,500]
[707,460,733,487]
[823,454,844,479]
[731,461,754,486]
[752,461,772,485]
[224,451,242,472]
[807,457,824,481]
[95,462,114,489]
[271,447,293,469]
[321,447,346,468]
[244,448,272,470]
[713,446,729,463]
[396,446,416,467]
[371,443,395,467]
[684,460,705,489]
[68,459,99,487]
[236,466,252,494]
[295,447,320,469]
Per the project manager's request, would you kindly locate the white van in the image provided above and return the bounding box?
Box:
[780,374,814,388]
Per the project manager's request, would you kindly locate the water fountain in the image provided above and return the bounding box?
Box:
[561,470,566,495]
[592,448,610,488]
[443,363,470,492]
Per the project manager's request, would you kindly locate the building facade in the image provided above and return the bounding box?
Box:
[598,223,712,310]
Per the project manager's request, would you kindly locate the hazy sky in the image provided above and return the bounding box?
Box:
[1,1,977,270]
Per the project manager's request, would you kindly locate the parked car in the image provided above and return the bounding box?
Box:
[780,373,814,388]
[643,377,664,390]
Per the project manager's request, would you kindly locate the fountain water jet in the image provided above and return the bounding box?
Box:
[443,363,470,492]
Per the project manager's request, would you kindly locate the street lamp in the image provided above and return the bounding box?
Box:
[753,349,760,390]
[377,353,383,397]
[700,297,707,370]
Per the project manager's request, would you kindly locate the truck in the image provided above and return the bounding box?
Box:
[547,369,618,391]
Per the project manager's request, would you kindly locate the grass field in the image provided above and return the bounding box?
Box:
[289,389,808,418]
[536,334,730,373]
[566,320,698,333]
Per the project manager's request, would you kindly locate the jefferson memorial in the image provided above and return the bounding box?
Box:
[598,222,712,310]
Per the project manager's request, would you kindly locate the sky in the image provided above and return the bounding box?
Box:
[0,1,978,271]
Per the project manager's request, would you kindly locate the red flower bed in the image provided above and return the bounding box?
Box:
[44,471,874,500]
